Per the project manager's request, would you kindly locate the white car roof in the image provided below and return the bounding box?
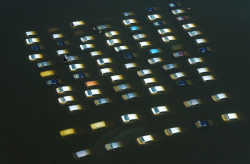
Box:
[144,78,156,84]
[68,105,82,112]
[90,51,102,57]
[139,41,150,47]
[170,127,181,134]
[196,38,207,44]
[57,49,68,55]
[26,31,37,36]
[125,63,137,69]
[197,67,209,74]
[100,68,112,74]
[72,21,84,27]
[202,75,214,81]
[141,135,153,142]
[226,113,238,119]
[111,75,123,81]
[75,149,90,158]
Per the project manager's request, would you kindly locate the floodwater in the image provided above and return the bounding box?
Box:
[2,0,250,164]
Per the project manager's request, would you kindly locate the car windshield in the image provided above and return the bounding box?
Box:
[59,88,64,92]
[87,90,92,95]
[153,108,160,113]
[124,115,129,120]
[150,15,155,19]
[125,20,130,24]
[61,97,66,102]
[167,64,174,68]
[99,59,104,64]
[119,84,127,90]
[127,93,134,98]
[72,65,77,69]
[151,87,157,92]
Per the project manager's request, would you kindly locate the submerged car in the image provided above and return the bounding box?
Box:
[211,93,228,101]
[137,135,155,145]
[69,64,84,71]
[114,84,130,92]
[121,113,139,123]
[164,127,181,136]
[122,92,137,100]
[221,113,239,121]
[58,96,74,104]
[162,36,176,42]
[85,89,101,97]
[158,28,172,35]
[151,106,168,115]
[183,99,201,107]
[105,142,123,151]
[170,72,185,80]
[149,86,165,94]
[94,98,111,106]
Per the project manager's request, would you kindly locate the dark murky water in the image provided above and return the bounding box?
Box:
[2,0,250,164]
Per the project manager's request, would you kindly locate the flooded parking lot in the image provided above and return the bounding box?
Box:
[2,0,250,164]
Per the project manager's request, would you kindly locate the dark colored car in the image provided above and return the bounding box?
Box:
[46,79,59,86]
[124,53,134,59]
[31,45,40,51]
[146,7,154,12]
[198,47,209,53]
[153,21,163,27]
[177,80,188,86]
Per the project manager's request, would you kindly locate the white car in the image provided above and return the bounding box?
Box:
[182,23,196,30]
[100,68,112,74]
[163,63,177,70]
[148,57,162,64]
[73,149,91,159]
[58,96,74,104]
[122,92,137,100]
[147,14,161,21]
[170,72,185,80]
[164,127,181,136]
[111,75,123,82]
[121,114,139,123]
[90,51,102,57]
[133,34,146,40]
[94,98,111,106]
[114,46,128,52]
[85,89,101,97]
[28,54,43,61]
[149,86,165,94]
[195,38,207,44]
[197,67,209,74]
[137,135,155,145]
[105,31,119,38]
[68,104,82,112]
[123,19,137,25]
[56,86,72,94]
[71,21,84,28]
[221,113,239,121]
[158,28,172,35]
[139,41,151,47]
[97,58,112,65]
[201,75,215,82]
[172,9,185,15]
[151,106,168,115]
[143,78,156,85]
[56,49,69,56]
[80,36,94,42]
[106,39,121,46]
[80,44,94,50]
[188,57,203,64]
[137,69,152,77]
[162,36,176,42]
[114,84,130,92]
[188,31,201,37]
[25,31,37,37]
[105,142,123,151]
[69,64,84,71]
[183,99,200,107]
[52,34,63,39]
[25,38,40,45]
[211,93,228,101]
[124,63,137,69]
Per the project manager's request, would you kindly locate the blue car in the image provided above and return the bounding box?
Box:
[195,120,210,128]
[46,79,59,86]
[31,45,40,51]
[73,73,86,79]
[153,21,163,27]
[198,47,209,53]
[146,7,154,12]
[123,12,132,16]
[57,41,65,46]
[177,80,188,86]
[130,26,140,31]
[149,49,160,54]
[124,53,134,59]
